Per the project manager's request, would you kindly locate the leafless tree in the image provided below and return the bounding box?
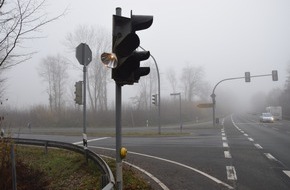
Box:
[38,54,69,114]
[167,68,178,93]
[0,0,64,68]
[65,25,110,112]
[180,65,207,102]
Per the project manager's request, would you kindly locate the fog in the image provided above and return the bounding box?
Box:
[4,0,289,112]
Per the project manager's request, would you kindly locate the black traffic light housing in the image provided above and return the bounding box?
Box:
[112,12,153,85]
[245,72,251,82]
[272,70,278,81]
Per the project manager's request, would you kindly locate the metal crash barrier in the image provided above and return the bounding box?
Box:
[9,138,115,190]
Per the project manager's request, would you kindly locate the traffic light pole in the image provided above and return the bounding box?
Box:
[139,46,161,134]
[115,7,123,190]
[211,72,275,126]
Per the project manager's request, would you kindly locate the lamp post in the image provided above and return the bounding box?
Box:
[170,92,182,133]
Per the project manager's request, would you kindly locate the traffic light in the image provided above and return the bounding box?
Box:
[272,70,278,81]
[74,81,83,105]
[108,11,153,85]
[152,94,157,106]
[245,72,251,82]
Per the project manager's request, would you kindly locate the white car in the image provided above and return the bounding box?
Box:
[260,113,274,123]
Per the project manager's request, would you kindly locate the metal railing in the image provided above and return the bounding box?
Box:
[10,138,115,190]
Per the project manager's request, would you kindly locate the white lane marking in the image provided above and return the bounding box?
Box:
[222,132,226,136]
[101,154,170,190]
[124,161,170,190]
[90,146,234,189]
[223,142,229,148]
[243,133,248,137]
[224,151,232,158]
[254,144,263,149]
[248,137,254,142]
[273,127,279,131]
[73,137,110,145]
[283,171,290,179]
[226,166,237,180]
[240,130,244,133]
[222,136,227,141]
[264,153,278,161]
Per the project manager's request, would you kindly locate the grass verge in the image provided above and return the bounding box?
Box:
[13,146,153,190]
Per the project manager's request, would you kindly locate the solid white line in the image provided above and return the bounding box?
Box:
[254,144,263,149]
[283,170,290,179]
[73,137,110,145]
[264,153,277,161]
[224,151,232,158]
[90,146,234,189]
[226,166,237,180]
[100,154,170,190]
[223,142,229,148]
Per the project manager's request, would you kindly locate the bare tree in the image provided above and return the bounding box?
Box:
[38,54,69,114]
[65,25,110,112]
[167,68,178,93]
[180,65,206,102]
[0,0,64,68]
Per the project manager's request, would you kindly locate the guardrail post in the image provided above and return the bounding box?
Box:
[11,144,17,190]
[101,175,109,188]
[44,141,48,154]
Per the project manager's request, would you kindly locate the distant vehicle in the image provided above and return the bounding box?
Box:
[266,106,282,120]
[260,113,274,123]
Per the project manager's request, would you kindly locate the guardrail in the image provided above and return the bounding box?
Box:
[9,138,115,190]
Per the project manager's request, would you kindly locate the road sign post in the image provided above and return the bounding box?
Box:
[76,43,92,148]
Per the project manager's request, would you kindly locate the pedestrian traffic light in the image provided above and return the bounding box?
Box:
[245,72,251,82]
[272,70,278,81]
[101,11,153,85]
[74,81,83,105]
[152,94,157,106]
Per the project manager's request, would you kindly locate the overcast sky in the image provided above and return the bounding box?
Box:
[5,0,290,109]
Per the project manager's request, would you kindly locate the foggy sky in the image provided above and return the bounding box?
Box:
[5,0,290,110]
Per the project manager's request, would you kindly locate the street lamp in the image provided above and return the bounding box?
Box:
[170,92,182,133]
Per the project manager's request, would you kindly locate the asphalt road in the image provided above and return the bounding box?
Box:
[14,114,290,190]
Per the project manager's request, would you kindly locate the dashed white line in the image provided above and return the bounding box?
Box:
[223,142,229,148]
[283,170,290,179]
[248,137,254,142]
[243,133,248,137]
[254,144,263,149]
[222,136,227,141]
[222,132,226,136]
[226,166,237,180]
[224,151,232,158]
[264,153,278,161]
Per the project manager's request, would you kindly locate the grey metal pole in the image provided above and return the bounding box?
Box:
[179,93,182,133]
[11,144,17,190]
[116,84,122,190]
[139,46,161,134]
[83,56,87,147]
[115,7,123,190]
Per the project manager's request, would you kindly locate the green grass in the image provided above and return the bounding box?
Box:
[15,146,154,190]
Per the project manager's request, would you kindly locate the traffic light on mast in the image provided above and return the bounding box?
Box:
[245,72,251,82]
[74,81,83,105]
[272,70,278,81]
[102,11,153,85]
